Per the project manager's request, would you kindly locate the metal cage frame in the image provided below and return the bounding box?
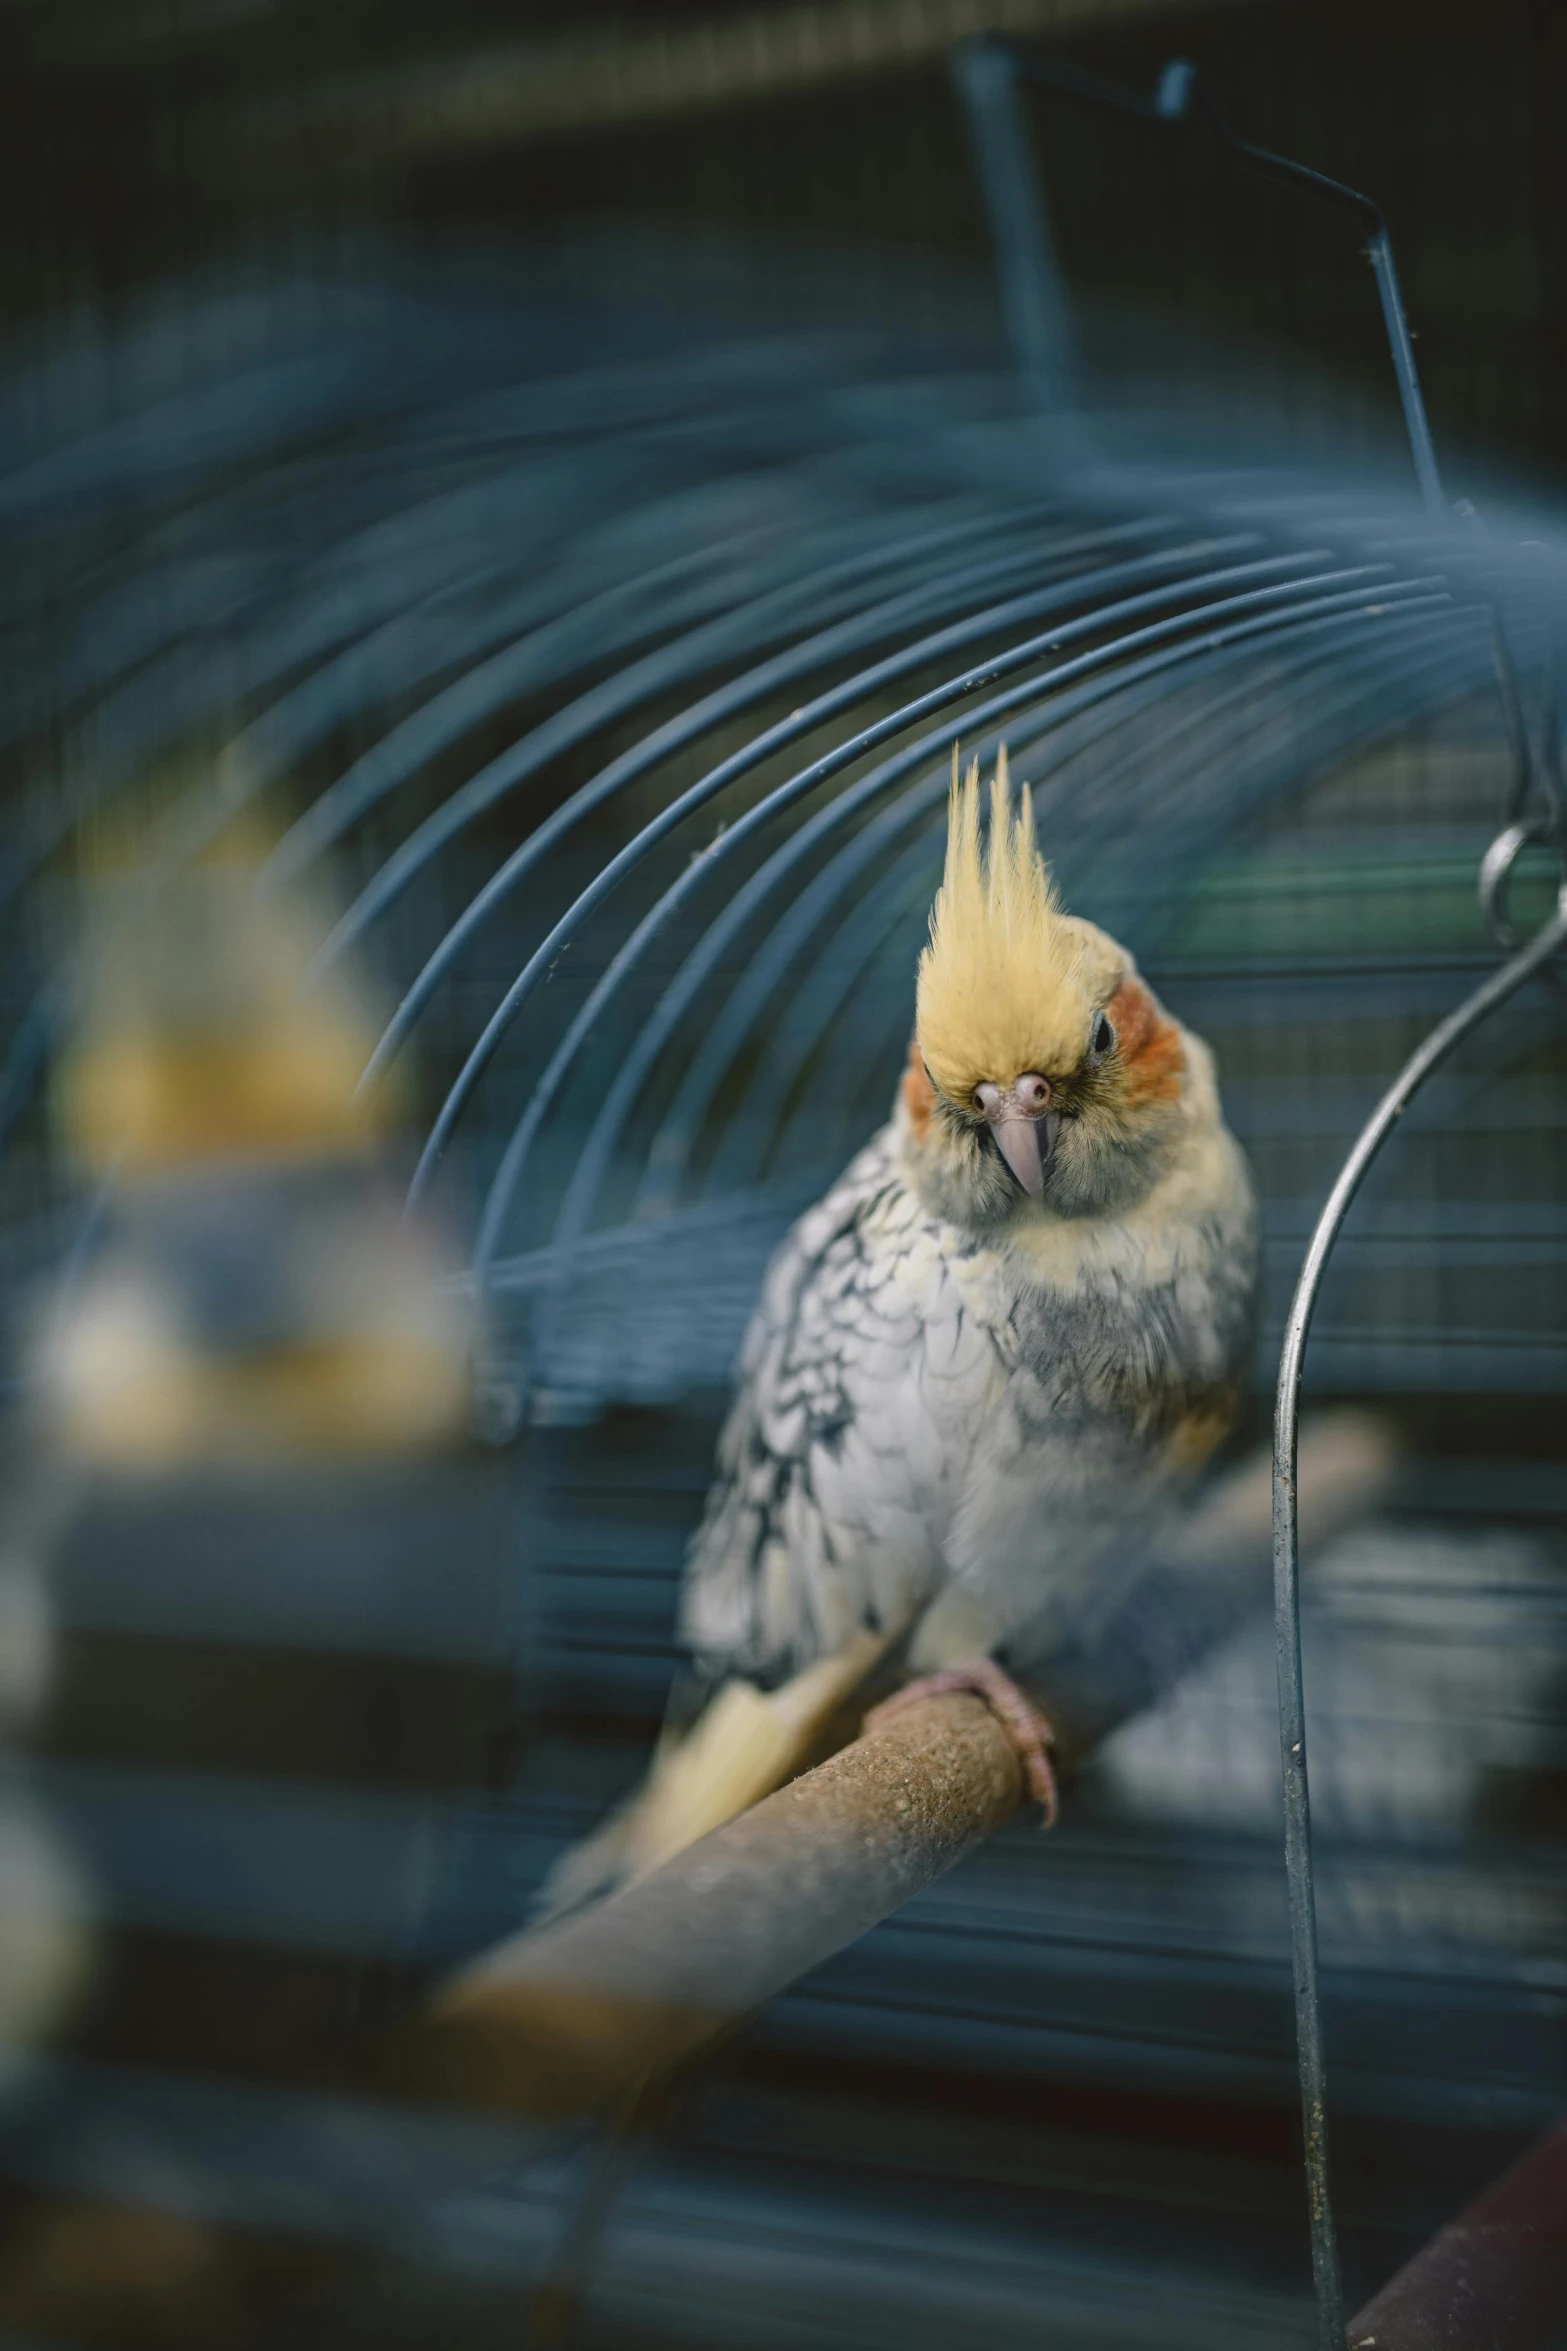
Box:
[954,39,1567,2342]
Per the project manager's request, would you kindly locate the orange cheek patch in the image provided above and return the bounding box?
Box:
[902,1034,935,1141]
[1107,978,1185,1105]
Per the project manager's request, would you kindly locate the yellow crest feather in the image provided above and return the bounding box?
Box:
[915,747,1096,1103]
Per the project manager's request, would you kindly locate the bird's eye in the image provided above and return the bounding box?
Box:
[1088,1012,1115,1063]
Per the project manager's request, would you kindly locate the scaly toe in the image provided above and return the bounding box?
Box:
[864,1663,1057,1827]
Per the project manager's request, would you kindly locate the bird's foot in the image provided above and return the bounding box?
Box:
[865,1661,1058,1827]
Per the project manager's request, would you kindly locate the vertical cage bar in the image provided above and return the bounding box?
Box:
[1365,229,1445,521]
[1272,887,1567,2346]
[1273,1330,1346,2342]
[951,40,1078,415]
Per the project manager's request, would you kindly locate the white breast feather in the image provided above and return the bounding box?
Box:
[681,1089,1256,1685]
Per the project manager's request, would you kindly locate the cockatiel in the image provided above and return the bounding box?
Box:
[543,751,1259,1912]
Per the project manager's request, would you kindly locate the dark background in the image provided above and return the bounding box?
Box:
[7,0,1567,479]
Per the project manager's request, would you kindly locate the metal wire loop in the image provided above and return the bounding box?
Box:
[1479,818,1565,952]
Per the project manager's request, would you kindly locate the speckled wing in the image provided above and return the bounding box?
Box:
[680,1126,1007,1684]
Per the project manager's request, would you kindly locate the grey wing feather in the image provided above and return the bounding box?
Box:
[680,1131,984,1683]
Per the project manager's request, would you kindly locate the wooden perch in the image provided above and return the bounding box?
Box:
[394,1686,1021,2118]
[392,1410,1397,2121]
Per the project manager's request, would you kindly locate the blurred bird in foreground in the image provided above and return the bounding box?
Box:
[44,819,470,1468]
[545,750,1261,1912]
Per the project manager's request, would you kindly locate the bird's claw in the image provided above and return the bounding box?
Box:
[865,1661,1058,1827]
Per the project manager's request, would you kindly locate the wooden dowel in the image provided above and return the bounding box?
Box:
[391,1412,1395,2123]
[391,1688,1023,2118]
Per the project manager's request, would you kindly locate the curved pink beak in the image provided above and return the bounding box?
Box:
[977,1076,1061,1199]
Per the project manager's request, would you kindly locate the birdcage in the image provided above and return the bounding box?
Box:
[1,35,1565,2351]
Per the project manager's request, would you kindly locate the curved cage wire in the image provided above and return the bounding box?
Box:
[11,382,1563,1405]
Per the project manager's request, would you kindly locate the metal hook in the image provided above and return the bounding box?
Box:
[1479,819,1563,952]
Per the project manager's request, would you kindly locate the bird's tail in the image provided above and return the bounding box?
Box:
[534,1626,890,1921]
